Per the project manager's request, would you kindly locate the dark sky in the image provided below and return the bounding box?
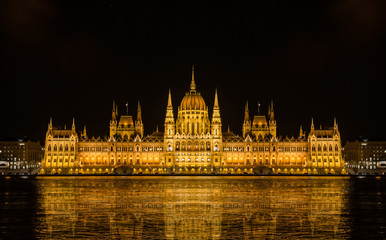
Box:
[0,0,385,144]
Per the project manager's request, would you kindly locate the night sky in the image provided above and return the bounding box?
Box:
[0,0,385,144]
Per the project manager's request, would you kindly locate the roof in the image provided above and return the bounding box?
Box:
[252,116,268,126]
[222,131,243,142]
[119,116,134,127]
[312,129,334,138]
[180,92,206,110]
[52,129,74,137]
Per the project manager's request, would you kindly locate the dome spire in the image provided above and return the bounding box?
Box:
[190,65,196,91]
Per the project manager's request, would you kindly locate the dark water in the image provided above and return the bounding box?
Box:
[0,176,385,239]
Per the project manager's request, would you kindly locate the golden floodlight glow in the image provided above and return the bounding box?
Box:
[41,68,346,175]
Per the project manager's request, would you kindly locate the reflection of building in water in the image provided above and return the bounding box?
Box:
[36,177,349,239]
[41,66,345,175]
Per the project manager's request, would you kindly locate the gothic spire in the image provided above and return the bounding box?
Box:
[82,125,87,138]
[165,89,174,121]
[137,100,142,122]
[112,100,117,121]
[167,89,173,109]
[311,118,315,131]
[270,100,275,121]
[115,101,118,118]
[244,101,250,122]
[214,89,219,109]
[212,89,220,119]
[334,117,338,131]
[72,117,76,131]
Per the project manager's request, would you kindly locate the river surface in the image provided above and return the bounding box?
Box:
[0,176,385,239]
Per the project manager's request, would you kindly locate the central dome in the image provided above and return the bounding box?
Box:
[180,92,206,110]
[179,65,206,111]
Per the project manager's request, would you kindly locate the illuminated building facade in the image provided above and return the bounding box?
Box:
[41,67,345,175]
[343,138,386,174]
[0,138,44,173]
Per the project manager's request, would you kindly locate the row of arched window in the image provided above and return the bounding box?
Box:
[311,144,339,152]
[174,141,214,151]
[48,144,74,152]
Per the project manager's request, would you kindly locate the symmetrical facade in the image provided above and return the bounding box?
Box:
[41,67,345,175]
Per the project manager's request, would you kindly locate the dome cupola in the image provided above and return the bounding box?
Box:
[179,65,206,110]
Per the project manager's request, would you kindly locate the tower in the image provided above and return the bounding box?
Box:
[135,101,144,137]
[47,117,53,137]
[71,118,76,135]
[242,101,251,138]
[268,100,276,137]
[299,125,305,139]
[310,117,315,134]
[81,125,87,139]
[164,89,175,138]
[109,100,118,137]
[211,89,222,138]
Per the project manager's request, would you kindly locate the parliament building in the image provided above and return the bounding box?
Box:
[41,67,345,175]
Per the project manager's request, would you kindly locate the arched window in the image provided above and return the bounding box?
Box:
[335,145,339,151]
[318,145,321,151]
[329,145,332,151]
[70,145,74,151]
[111,146,114,151]
[312,145,315,151]
[59,145,63,151]
[54,145,57,151]
[65,145,68,151]
[48,145,51,151]
[323,145,327,151]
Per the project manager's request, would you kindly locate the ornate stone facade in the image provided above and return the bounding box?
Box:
[41,67,345,175]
